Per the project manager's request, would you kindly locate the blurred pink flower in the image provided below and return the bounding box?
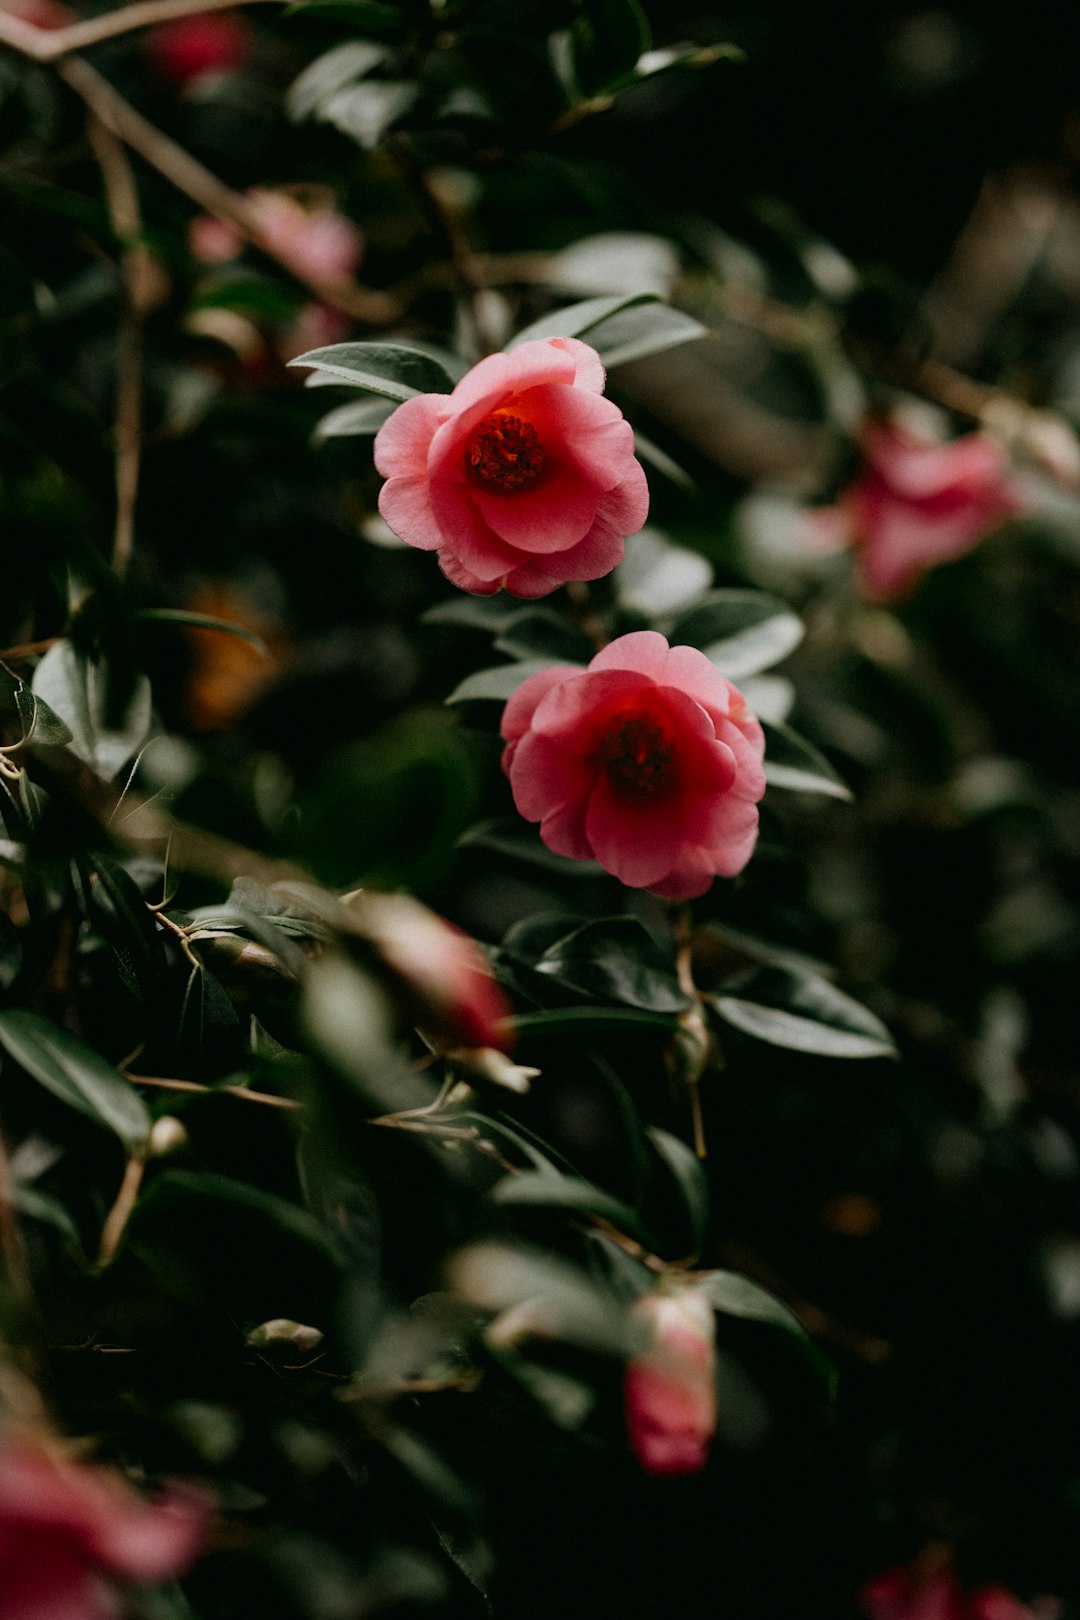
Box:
[624,1292,717,1476]
[860,1563,1055,1620]
[0,1432,208,1620]
[352,893,513,1053]
[501,630,766,899]
[811,417,1022,600]
[373,336,649,598]
[278,303,352,366]
[146,10,252,85]
[189,191,363,289]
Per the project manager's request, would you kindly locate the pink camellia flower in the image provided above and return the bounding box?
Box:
[0,1431,208,1620]
[860,1562,1057,1620]
[0,0,74,29]
[146,10,252,85]
[500,630,766,899]
[345,892,512,1054]
[190,191,363,288]
[373,336,649,598]
[624,1291,718,1476]
[812,417,1022,600]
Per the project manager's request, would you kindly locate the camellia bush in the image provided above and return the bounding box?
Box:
[1,1,1080,1616]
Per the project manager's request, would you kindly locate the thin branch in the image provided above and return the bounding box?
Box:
[0,0,281,64]
[128,1072,300,1109]
[86,112,148,574]
[0,1122,32,1309]
[95,1152,145,1270]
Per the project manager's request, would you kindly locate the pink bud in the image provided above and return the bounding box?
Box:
[147,11,252,86]
[249,190,363,286]
[188,212,245,266]
[624,1292,717,1476]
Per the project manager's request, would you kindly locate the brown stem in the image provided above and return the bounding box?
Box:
[95,1152,145,1270]
[0,1123,32,1308]
[0,637,63,662]
[128,1072,300,1108]
[86,113,148,575]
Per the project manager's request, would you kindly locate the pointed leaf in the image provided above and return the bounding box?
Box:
[446,660,568,705]
[763,721,852,800]
[288,342,457,399]
[670,590,804,678]
[711,967,896,1060]
[0,1011,150,1148]
[509,291,659,348]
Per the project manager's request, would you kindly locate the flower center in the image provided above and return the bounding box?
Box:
[599,710,677,801]
[466,412,545,493]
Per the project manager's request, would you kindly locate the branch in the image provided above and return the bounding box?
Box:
[0,0,280,65]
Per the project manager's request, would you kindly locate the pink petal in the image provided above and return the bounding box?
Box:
[472,461,599,554]
[595,457,650,536]
[501,666,579,747]
[378,475,443,551]
[552,336,606,393]
[503,520,625,597]
[526,385,641,492]
[585,777,687,888]
[86,1486,208,1583]
[589,630,672,681]
[529,668,655,749]
[438,550,502,594]
[373,393,444,479]
[506,728,593,824]
[431,481,523,582]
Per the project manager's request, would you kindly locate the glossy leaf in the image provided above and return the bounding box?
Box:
[0,1010,151,1148]
[490,1173,656,1248]
[31,642,153,777]
[536,918,692,1013]
[647,1126,708,1257]
[582,302,707,369]
[509,291,659,348]
[288,342,457,399]
[711,967,896,1060]
[762,721,852,800]
[313,396,397,440]
[571,0,651,95]
[494,609,595,664]
[446,660,565,705]
[670,590,804,678]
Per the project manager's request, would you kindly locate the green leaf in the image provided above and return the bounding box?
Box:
[762,721,852,800]
[288,342,457,400]
[0,662,73,750]
[313,396,397,440]
[571,0,651,95]
[136,609,269,655]
[137,1170,338,1260]
[711,967,896,1060]
[452,1241,634,1355]
[536,918,692,1013]
[694,1268,807,1338]
[446,660,567,705]
[459,818,603,876]
[31,642,153,777]
[647,1127,708,1257]
[0,1011,150,1148]
[494,608,595,664]
[86,851,168,992]
[11,1185,83,1252]
[509,292,659,348]
[616,529,711,616]
[513,1006,679,1038]
[583,302,706,369]
[283,0,404,27]
[422,597,520,634]
[285,40,392,121]
[670,590,804,678]
[492,1171,655,1247]
[318,80,419,149]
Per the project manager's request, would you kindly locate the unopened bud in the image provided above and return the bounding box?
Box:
[246,1319,324,1356]
[147,1116,189,1159]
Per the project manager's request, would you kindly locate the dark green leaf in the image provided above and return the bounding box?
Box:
[513,1006,679,1038]
[313,397,397,440]
[136,609,269,655]
[711,967,896,1060]
[494,608,594,664]
[288,343,457,399]
[459,819,603,876]
[446,660,565,704]
[422,597,520,634]
[0,1011,150,1148]
[694,1268,807,1338]
[670,590,804,678]
[285,40,392,121]
[137,1169,338,1260]
[31,642,153,777]
[647,1126,708,1257]
[536,918,692,1012]
[491,1171,655,1246]
[571,0,651,95]
[762,721,852,800]
[509,292,659,348]
[584,302,706,369]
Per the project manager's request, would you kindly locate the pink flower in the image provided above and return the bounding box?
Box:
[188,212,245,266]
[146,10,252,85]
[624,1292,717,1476]
[813,418,1021,600]
[278,303,353,366]
[373,336,649,598]
[250,191,363,286]
[0,0,74,29]
[0,1432,208,1620]
[500,630,766,899]
[860,1564,1052,1620]
[347,892,513,1053]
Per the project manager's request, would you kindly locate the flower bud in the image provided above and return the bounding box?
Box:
[624,1291,717,1476]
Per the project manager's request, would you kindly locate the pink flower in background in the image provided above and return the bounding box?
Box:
[501,631,766,899]
[147,10,252,85]
[373,336,649,598]
[189,191,363,287]
[624,1292,717,1476]
[860,1563,1057,1620]
[0,1432,208,1620]
[812,417,1022,600]
[278,303,352,366]
[0,0,74,29]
